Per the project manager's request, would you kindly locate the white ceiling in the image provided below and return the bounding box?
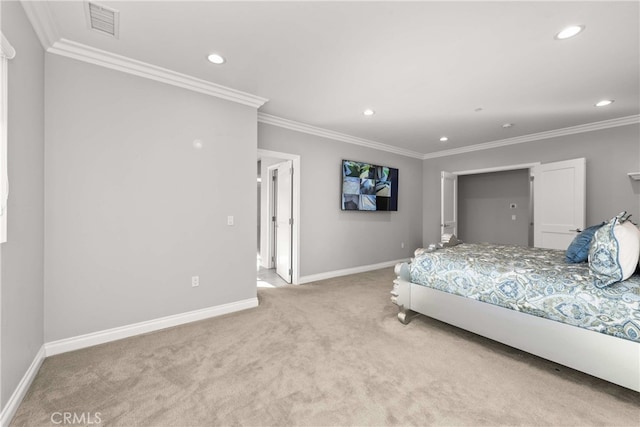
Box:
[26,1,640,157]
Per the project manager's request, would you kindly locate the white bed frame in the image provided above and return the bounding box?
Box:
[391,261,640,392]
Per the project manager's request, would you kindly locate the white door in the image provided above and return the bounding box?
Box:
[441,171,458,238]
[533,158,586,249]
[275,160,293,283]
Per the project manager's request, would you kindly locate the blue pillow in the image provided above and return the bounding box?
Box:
[565,223,604,263]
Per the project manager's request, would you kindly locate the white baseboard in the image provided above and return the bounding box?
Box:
[0,298,258,426]
[45,297,259,357]
[0,345,46,427]
[296,259,407,284]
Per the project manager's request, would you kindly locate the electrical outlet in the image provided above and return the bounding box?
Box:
[227,215,234,226]
[191,276,199,287]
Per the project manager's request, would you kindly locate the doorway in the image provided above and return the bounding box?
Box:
[273,160,293,283]
[457,169,531,246]
[440,158,585,250]
[257,149,300,286]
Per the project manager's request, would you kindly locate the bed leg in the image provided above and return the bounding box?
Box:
[397,305,417,325]
[392,262,416,324]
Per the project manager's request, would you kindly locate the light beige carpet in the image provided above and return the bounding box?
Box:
[11,268,640,426]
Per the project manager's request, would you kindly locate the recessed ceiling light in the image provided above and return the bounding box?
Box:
[595,99,614,107]
[363,109,375,116]
[502,123,514,129]
[207,53,226,64]
[555,25,585,40]
[439,136,449,142]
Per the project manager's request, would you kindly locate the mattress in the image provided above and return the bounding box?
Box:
[409,243,640,342]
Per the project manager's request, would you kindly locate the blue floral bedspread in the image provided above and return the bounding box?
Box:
[409,243,640,342]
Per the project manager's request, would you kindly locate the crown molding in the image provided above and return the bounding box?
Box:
[422,114,640,160]
[258,113,424,159]
[0,33,16,59]
[20,0,59,49]
[18,0,638,158]
[259,113,640,161]
[48,39,268,108]
[20,1,267,108]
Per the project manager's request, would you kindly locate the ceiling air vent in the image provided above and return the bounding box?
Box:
[85,1,120,38]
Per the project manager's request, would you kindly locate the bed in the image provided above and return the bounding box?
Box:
[391,243,640,392]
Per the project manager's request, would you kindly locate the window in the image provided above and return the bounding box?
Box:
[0,32,15,243]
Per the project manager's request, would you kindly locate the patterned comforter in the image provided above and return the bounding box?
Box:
[409,243,640,342]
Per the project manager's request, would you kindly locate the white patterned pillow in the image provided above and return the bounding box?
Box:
[588,213,640,288]
[619,221,640,274]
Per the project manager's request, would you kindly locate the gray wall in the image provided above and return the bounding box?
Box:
[44,55,258,342]
[423,124,640,245]
[0,1,45,410]
[458,169,530,246]
[258,123,423,277]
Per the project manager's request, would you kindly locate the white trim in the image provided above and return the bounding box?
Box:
[0,345,46,427]
[19,0,60,49]
[423,115,640,160]
[20,0,267,108]
[0,56,6,243]
[258,113,640,162]
[258,149,299,162]
[272,160,294,283]
[0,33,16,60]
[628,172,640,181]
[0,32,13,243]
[48,39,268,108]
[265,162,280,270]
[440,171,458,237]
[452,162,541,176]
[297,259,408,285]
[257,149,301,285]
[0,299,258,424]
[258,113,424,160]
[44,298,258,357]
[19,0,639,160]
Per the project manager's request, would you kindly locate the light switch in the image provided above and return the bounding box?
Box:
[227,215,234,226]
[512,215,517,221]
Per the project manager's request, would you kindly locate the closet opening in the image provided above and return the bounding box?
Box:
[442,158,586,250]
[457,169,532,247]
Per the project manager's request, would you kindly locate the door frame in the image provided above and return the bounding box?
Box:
[445,162,540,246]
[258,149,301,284]
[451,162,540,177]
[273,160,293,283]
[267,163,278,269]
[441,171,458,238]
